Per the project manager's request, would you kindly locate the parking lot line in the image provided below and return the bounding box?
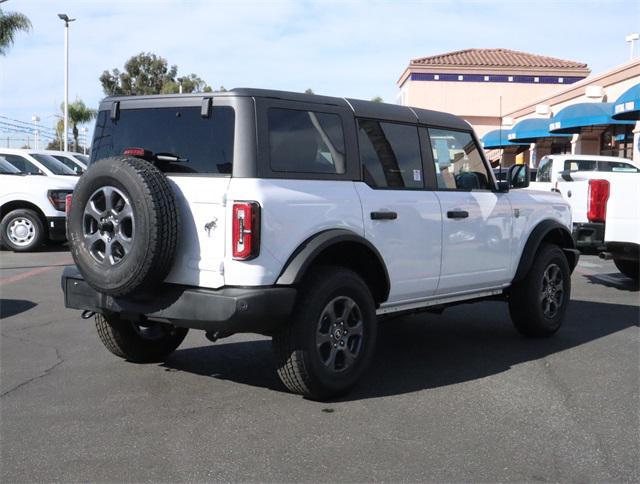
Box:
[0,266,56,286]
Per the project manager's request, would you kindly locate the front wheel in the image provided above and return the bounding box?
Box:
[509,244,571,337]
[272,266,377,400]
[95,313,188,363]
[0,209,45,252]
[613,258,639,281]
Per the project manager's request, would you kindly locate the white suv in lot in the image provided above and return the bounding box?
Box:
[62,89,578,399]
[0,157,75,251]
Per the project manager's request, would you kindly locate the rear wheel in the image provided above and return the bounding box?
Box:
[0,209,45,252]
[614,258,639,281]
[272,266,377,400]
[509,244,571,337]
[95,313,188,363]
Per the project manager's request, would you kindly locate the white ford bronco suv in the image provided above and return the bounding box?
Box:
[62,89,578,399]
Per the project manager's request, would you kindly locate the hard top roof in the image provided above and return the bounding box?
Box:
[100,88,470,130]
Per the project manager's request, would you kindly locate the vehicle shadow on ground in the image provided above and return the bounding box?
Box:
[163,299,639,400]
[583,272,639,292]
[0,299,37,319]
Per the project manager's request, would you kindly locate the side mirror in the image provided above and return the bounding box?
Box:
[560,169,573,182]
[508,164,530,189]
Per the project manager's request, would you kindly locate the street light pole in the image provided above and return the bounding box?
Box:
[626,33,640,60]
[58,13,75,152]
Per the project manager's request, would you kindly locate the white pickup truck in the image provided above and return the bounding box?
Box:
[0,157,76,251]
[598,173,640,281]
[531,154,640,251]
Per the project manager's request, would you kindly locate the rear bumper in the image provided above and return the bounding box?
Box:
[572,222,604,251]
[46,216,66,241]
[61,267,297,335]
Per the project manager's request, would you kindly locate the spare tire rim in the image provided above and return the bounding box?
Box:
[316,296,364,373]
[83,186,135,266]
[541,263,564,319]
[7,217,36,246]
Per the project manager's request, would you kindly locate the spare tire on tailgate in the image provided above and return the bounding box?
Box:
[67,156,179,296]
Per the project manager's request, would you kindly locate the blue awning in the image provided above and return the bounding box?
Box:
[481,129,528,149]
[549,102,634,134]
[612,83,640,120]
[507,118,571,143]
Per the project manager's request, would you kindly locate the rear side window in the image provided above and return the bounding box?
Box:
[91,107,235,175]
[599,161,639,172]
[1,154,43,175]
[358,119,423,189]
[564,159,597,172]
[267,108,346,174]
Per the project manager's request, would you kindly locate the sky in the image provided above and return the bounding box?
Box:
[1,0,639,144]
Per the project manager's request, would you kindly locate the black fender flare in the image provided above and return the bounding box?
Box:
[513,220,579,283]
[276,229,390,303]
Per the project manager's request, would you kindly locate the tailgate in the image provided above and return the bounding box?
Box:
[164,176,230,289]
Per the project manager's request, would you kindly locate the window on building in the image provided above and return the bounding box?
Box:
[358,120,423,189]
[427,129,491,190]
[268,108,346,174]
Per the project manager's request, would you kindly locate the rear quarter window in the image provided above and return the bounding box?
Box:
[267,107,346,174]
[91,106,235,175]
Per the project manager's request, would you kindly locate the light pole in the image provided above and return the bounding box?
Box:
[58,13,75,152]
[626,33,640,60]
[31,115,40,149]
[81,127,88,154]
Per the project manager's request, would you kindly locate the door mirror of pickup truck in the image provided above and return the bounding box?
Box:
[508,164,530,189]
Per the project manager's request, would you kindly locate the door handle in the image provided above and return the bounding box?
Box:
[370,211,398,220]
[447,210,469,219]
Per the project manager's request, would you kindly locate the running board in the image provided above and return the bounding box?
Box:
[376,288,505,316]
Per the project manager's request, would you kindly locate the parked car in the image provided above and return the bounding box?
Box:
[529,154,640,251]
[29,149,88,175]
[0,156,75,251]
[62,89,578,399]
[0,148,79,179]
[595,173,640,281]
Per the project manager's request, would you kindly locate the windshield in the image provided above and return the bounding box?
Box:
[30,154,78,176]
[91,106,235,175]
[75,154,89,164]
[52,155,84,174]
[0,157,22,174]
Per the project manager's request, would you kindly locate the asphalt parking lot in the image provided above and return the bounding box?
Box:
[1,247,638,483]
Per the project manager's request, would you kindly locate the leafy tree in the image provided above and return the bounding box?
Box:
[100,52,213,96]
[0,2,31,55]
[304,88,315,95]
[371,96,383,103]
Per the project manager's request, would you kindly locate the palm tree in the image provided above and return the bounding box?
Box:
[64,99,96,152]
[0,1,32,56]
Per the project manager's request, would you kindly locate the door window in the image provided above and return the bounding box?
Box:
[427,129,491,190]
[358,119,423,189]
[268,108,345,174]
[1,154,43,175]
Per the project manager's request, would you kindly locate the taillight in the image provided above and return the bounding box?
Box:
[232,202,260,260]
[587,179,609,223]
[123,147,151,158]
[65,194,72,215]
